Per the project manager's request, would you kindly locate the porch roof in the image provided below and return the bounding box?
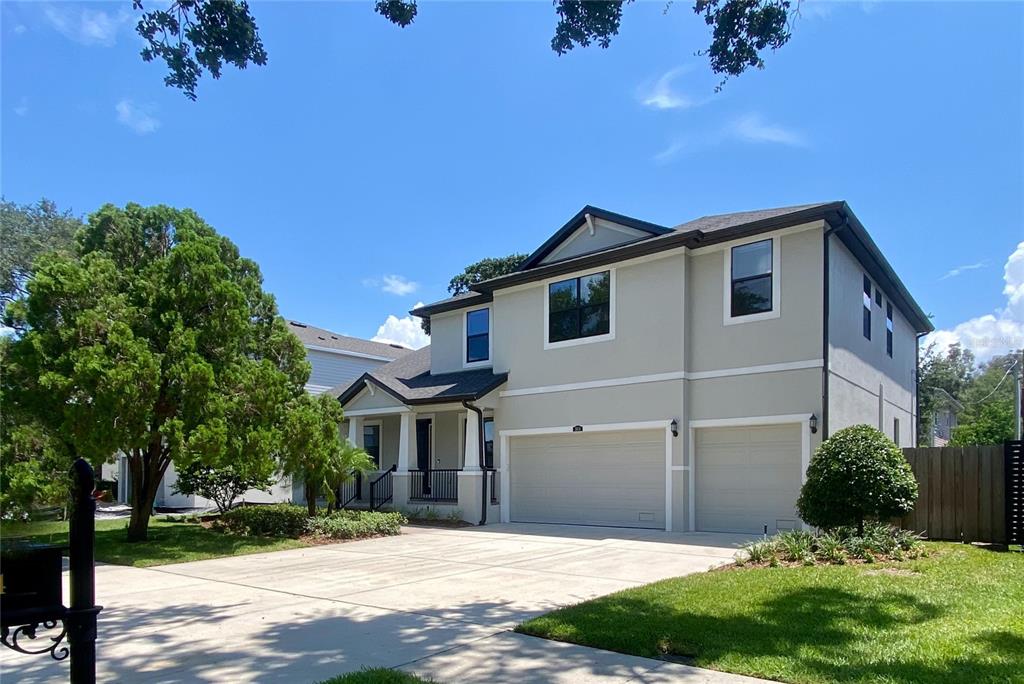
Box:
[332,345,508,407]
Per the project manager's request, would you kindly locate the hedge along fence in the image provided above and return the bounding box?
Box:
[900,445,1005,544]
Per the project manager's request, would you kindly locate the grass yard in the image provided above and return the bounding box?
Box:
[318,668,435,683]
[518,543,1024,684]
[2,517,309,567]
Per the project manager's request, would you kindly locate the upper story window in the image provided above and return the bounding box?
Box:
[730,239,773,317]
[886,302,894,357]
[862,275,872,340]
[548,270,611,344]
[465,308,490,365]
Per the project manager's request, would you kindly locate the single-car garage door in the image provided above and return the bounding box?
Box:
[695,424,802,534]
[510,430,665,529]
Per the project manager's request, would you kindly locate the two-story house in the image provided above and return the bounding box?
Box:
[334,202,932,534]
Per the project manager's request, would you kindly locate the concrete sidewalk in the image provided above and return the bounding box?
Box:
[0,523,764,683]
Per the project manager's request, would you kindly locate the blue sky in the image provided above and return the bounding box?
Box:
[2,1,1022,359]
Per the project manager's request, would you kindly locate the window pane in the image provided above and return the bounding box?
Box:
[549,279,577,312]
[363,425,380,465]
[580,303,610,337]
[466,308,489,336]
[731,275,772,316]
[732,240,772,279]
[467,334,489,362]
[579,272,610,305]
[483,419,494,468]
[549,310,578,342]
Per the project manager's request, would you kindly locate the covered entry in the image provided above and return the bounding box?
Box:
[693,422,804,534]
[508,428,667,529]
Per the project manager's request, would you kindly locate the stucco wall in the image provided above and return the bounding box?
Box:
[428,310,466,375]
[827,235,917,446]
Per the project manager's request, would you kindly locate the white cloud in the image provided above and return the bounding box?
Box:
[43,5,129,47]
[729,114,805,146]
[363,274,419,296]
[115,99,160,135]
[13,97,29,117]
[13,24,28,35]
[372,302,430,350]
[924,242,1024,362]
[939,261,986,281]
[638,66,698,111]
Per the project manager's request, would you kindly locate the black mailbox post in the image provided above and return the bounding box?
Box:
[1,458,102,682]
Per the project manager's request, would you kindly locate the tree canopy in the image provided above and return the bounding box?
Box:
[950,351,1020,446]
[917,342,976,445]
[133,0,795,99]
[0,198,83,312]
[3,203,310,540]
[420,253,527,334]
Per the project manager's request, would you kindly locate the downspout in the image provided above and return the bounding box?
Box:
[462,400,488,526]
[822,214,849,440]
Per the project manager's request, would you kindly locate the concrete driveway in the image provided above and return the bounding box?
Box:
[3,523,751,683]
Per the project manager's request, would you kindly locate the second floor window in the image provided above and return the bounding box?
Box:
[886,302,894,357]
[730,239,773,317]
[548,271,610,343]
[863,275,872,340]
[466,308,490,363]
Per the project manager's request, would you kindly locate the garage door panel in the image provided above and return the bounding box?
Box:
[510,430,665,529]
[696,425,802,534]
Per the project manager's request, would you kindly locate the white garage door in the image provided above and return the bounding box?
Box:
[510,430,665,529]
[695,424,802,534]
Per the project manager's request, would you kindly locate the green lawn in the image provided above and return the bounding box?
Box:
[2,517,309,567]
[518,543,1024,684]
[318,668,435,683]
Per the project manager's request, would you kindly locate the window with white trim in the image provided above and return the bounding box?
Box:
[863,275,872,340]
[730,239,773,317]
[886,301,894,357]
[363,424,380,467]
[548,270,610,343]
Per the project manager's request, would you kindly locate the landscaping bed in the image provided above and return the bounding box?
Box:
[517,541,1024,684]
[216,504,406,542]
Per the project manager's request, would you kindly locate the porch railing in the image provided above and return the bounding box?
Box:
[409,469,459,503]
[370,465,396,510]
[338,474,360,509]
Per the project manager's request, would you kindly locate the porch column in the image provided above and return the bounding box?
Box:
[347,416,363,446]
[463,410,481,471]
[398,412,413,471]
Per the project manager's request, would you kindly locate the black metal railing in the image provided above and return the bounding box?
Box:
[337,473,360,509]
[489,469,499,505]
[409,469,459,503]
[370,465,396,510]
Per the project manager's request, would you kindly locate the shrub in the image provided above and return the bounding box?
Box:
[797,424,918,534]
[172,462,275,514]
[776,530,815,563]
[815,534,847,564]
[305,510,406,540]
[217,504,308,537]
[741,538,779,564]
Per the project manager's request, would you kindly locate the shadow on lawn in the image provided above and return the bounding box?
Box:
[548,585,1021,684]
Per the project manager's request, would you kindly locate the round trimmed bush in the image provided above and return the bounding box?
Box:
[797,424,918,533]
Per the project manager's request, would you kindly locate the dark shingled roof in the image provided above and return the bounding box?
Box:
[287,320,411,360]
[671,202,834,235]
[333,345,508,406]
[410,292,492,318]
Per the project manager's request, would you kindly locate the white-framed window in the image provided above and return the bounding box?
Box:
[724,236,781,325]
[886,301,894,357]
[462,306,492,368]
[863,275,872,340]
[363,420,382,468]
[543,268,616,349]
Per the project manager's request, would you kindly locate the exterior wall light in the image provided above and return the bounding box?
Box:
[670,419,679,437]
[810,414,818,434]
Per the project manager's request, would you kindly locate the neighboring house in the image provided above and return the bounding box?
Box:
[112,321,410,509]
[335,202,932,534]
[930,391,963,446]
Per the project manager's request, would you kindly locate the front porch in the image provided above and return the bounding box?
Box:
[340,406,500,524]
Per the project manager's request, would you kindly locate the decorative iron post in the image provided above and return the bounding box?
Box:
[66,458,102,683]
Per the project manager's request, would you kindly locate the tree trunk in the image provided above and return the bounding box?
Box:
[125,442,166,542]
[857,518,865,537]
[305,481,317,517]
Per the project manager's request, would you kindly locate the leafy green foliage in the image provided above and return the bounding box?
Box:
[304,509,406,540]
[551,1,626,53]
[917,342,976,445]
[420,252,527,334]
[0,198,82,312]
[3,203,309,541]
[134,0,267,100]
[278,393,374,516]
[318,668,437,684]
[172,462,275,514]
[797,425,918,532]
[949,351,1019,445]
[217,503,309,537]
[737,524,922,568]
[694,0,791,88]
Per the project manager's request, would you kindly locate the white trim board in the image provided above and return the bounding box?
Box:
[499,359,823,398]
[303,344,401,363]
[723,235,782,327]
[462,304,493,370]
[542,267,617,351]
[499,419,676,532]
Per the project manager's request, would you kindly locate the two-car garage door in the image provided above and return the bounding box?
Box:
[510,430,665,529]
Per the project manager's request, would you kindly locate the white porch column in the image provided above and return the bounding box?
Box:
[463,410,481,471]
[398,412,413,471]
[347,416,363,446]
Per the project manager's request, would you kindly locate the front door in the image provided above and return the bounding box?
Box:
[416,418,432,495]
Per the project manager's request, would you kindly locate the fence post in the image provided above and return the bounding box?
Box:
[66,458,102,684]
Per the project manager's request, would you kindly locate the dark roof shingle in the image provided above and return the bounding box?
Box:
[287,320,411,360]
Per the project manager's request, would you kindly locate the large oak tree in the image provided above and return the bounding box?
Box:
[3,203,310,540]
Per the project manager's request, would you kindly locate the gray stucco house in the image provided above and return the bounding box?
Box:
[334,202,933,534]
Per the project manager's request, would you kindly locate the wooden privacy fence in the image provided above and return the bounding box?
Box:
[900,444,1010,544]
